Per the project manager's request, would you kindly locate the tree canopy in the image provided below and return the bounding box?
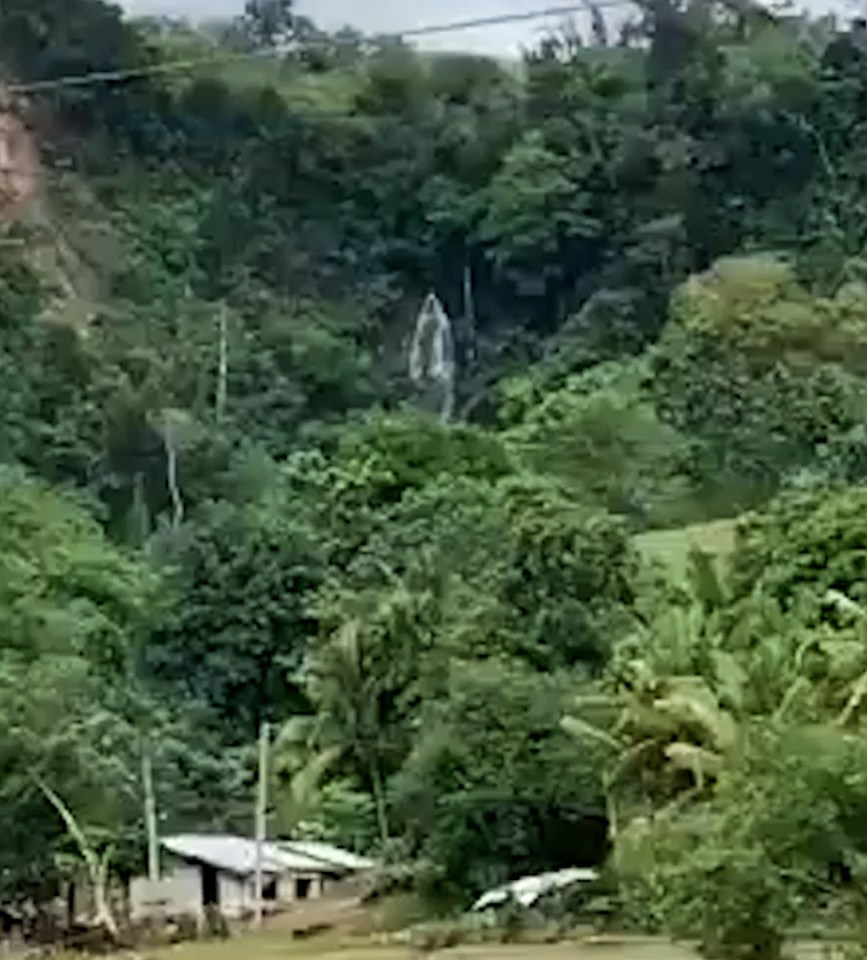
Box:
[7,0,867,951]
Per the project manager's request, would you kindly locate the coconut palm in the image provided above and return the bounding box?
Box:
[274,619,392,846]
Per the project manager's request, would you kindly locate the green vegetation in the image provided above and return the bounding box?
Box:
[7,0,867,956]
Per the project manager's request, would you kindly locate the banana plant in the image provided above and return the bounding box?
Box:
[563,662,740,840]
[38,781,118,939]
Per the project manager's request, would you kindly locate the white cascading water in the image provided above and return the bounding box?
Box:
[409,292,455,422]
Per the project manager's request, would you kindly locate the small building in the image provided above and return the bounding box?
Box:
[130,834,372,922]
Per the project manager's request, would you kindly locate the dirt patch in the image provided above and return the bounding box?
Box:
[267,897,371,939]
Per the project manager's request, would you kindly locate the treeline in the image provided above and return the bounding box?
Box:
[6,0,867,954]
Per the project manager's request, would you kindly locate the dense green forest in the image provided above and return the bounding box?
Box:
[7,0,867,954]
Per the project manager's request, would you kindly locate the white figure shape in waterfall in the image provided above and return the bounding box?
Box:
[409,292,455,422]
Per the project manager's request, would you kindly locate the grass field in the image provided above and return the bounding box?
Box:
[124,930,701,960]
[634,517,739,583]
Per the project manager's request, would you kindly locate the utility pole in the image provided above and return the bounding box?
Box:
[253,721,269,928]
[463,263,476,363]
[141,738,160,883]
[160,414,184,530]
[216,304,228,424]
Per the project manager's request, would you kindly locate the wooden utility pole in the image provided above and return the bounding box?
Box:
[216,304,228,424]
[141,739,160,882]
[161,414,184,530]
[463,264,476,362]
[253,721,270,928]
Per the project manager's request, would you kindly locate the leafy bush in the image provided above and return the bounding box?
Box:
[617,719,867,959]
[730,486,867,611]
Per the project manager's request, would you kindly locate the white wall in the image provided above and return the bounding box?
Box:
[131,867,262,920]
[130,864,333,920]
[213,871,286,918]
[217,873,251,919]
[130,866,202,920]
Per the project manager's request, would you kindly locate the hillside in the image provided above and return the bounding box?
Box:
[6,1,867,956]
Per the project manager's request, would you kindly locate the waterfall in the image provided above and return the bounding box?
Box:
[409,292,455,422]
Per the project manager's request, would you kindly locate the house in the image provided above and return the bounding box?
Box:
[276,840,376,901]
[130,834,373,921]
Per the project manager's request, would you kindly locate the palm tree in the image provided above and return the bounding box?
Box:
[276,619,392,846]
[272,714,341,834]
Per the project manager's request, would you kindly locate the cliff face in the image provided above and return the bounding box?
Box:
[0,88,120,332]
[0,100,39,219]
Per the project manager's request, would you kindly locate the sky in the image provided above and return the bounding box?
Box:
[120,0,634,56]
[121,0,856,55]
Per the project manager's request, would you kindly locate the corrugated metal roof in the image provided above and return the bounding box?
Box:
[279,841,375,872]
[161,835,330,876]
[269,844,338,873]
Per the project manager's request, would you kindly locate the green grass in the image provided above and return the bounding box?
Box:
[634,517,739,583]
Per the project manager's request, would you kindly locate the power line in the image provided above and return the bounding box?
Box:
[397,3,633,38]
[6,2,638,96]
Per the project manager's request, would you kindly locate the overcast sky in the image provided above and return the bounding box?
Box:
[121,0,853,54]
[120,0,638,56]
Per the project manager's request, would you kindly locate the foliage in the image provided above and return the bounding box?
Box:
[393,659,608,896]
[0,467,150,667]
[651,258,867,509]
[480,132,599,288]
[618,725,867,960]
[0,469,151,905]
[503,360,696,526]
[10,0,867,938]
[565,493,867,956]
[145,501,323,743]
[729,486,867,612]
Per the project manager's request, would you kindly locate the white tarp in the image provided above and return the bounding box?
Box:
[472,867,599,911]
